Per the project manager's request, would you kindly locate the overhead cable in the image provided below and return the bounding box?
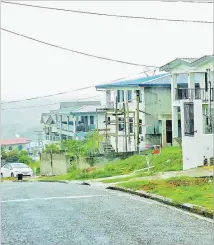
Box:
[2,1,213,24]
[1,28,158,69]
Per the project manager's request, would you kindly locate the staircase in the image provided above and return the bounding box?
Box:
[99,138,115,154]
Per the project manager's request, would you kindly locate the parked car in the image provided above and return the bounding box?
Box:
[1,162,33,178]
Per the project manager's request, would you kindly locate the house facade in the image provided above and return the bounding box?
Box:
[41,101,105,143]
[0,138,31,151]
[96,73,191,153]
[160,55,214,170]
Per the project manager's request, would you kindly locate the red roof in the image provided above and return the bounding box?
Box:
[0,138,31,146]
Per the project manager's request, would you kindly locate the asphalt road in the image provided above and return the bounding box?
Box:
[1,181,213,245]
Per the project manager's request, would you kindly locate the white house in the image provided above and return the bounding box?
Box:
[41,101,105,143]
[95,73,192,153]
[160,55,214,170]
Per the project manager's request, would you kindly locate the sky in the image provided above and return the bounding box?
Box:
[1,0,213,101]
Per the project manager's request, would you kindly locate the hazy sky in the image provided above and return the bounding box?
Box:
[1,0,213,101]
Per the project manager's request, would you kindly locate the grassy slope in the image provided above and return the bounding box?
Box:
[39,147,182,180]
[118,177,213,210]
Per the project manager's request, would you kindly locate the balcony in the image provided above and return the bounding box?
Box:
[75,124,95,132]
[175,88,214,102]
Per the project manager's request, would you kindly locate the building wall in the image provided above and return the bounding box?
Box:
[180,93,213,170]
[105,87,171,152]
[144,87,171,135]
[2,143,29,151]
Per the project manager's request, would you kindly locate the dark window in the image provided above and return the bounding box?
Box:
[90,116,94,125]
[107,117,111,125]
[128,90,132,102]
[184,102,194,136]
[119,117,124,131]
[8,146,12,151]
[18,145,23,151]
[117,90,120,103]
[129,118,134,133]
[139,119,142,134]
[117,90,124,103]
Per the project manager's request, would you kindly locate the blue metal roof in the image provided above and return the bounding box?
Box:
[95,73,200,89]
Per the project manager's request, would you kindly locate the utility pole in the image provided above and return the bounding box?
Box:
[123,102,128,153]
[35,131,43,154]
[135,90,140,153]
[125,91,131,151]
[115,96,119,153]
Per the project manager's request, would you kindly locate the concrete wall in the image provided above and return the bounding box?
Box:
[40,153,70,176]
[180,100,214,170]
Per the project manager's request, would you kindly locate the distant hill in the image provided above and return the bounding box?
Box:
[1,90,105,141]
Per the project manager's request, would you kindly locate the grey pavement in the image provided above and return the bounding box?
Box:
[1,181,213,245]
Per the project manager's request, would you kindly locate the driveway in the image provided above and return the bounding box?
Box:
[1,181,213,245]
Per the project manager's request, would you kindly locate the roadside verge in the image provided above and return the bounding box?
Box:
[107,185,213,219]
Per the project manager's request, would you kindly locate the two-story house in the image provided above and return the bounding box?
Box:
[95,73,192,153]
[160,55,214,170]
[41,101,105,143]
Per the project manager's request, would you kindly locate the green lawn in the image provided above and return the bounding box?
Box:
[117,176,213,211]
[38,147,182,181]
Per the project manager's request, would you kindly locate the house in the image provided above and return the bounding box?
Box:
[41,101,105,143]
[0,138,31,151]
[95,73,194,153]
[160,55,214,170]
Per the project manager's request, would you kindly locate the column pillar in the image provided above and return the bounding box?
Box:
[161,119,167,147]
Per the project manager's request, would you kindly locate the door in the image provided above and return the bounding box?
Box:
[166,120,172,144]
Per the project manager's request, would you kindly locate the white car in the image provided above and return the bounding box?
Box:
[1,162,33,178]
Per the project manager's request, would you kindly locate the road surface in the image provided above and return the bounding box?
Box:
[1,181,213,245]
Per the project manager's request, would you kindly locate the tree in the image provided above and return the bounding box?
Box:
[43,143,61,153]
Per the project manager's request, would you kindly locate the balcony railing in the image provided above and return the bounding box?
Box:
[175,88,214,101]
[75,124,95,132]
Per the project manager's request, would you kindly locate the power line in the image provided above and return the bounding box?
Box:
[1,71,151,110]
[1,69,154,105]
[1,86,94,104]
[1,95,101,111]
[2,28,158,69]
[2,1,213,24]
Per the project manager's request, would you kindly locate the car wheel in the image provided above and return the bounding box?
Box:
[11,173,14,178]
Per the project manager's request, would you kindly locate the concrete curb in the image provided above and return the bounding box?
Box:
[107,186,213,219]
[25,180,70,184]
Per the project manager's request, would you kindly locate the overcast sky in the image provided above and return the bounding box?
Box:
[1,0,213,101]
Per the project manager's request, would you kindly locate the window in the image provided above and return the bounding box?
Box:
[107,117,111,125]
[117,90,120,103]
[119,117,124,131]
[18,145,23,151]
[90,116,94,125]
[203,105,214,134]
[117,90,124,103]
[139,119,142,134]
[184,103,194,136]
[128,90,132,102]
[129,118,134,133]
[8,146,12,151]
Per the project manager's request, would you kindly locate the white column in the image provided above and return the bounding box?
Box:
[106,90,111,107]
[171,73,177,101]
[188,72,195,89]
[172,106,178,140]
[161,119,167,147]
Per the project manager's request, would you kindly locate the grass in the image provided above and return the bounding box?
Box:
[29,161,40,175]
[117,176,213,211]
[38,147,182,181]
